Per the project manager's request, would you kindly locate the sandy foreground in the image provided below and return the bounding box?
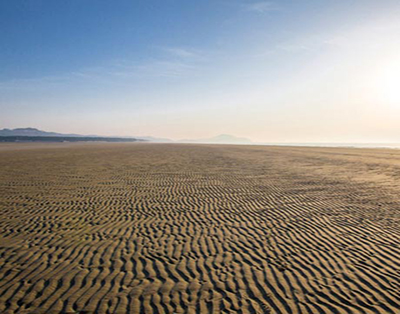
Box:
[0,143,399,314]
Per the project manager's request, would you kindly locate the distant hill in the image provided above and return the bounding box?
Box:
[0,128,173,143]
[0,129,253,145]
[0,128,142,143]
[0,128,94,137]
[0,136,142,143]
[179,134,253,145]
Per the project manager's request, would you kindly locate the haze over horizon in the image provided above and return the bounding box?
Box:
[2,0,400,143]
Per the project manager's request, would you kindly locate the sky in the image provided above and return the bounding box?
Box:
[1,0,400,143]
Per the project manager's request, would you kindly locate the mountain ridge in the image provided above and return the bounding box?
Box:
[0,127,91,137]
[0,128,252,145]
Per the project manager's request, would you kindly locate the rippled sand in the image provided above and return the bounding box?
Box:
[0,143,400,314]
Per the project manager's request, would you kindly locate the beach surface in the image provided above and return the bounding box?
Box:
[0,143,399,314]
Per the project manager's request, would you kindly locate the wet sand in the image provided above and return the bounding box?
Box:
[0,143,399,313]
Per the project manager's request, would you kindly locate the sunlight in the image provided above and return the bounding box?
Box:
[374,59,400,106]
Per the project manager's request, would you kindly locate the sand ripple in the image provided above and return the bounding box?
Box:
[0,144,400,313]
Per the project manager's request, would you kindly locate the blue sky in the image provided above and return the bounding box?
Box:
[2,0,400,142]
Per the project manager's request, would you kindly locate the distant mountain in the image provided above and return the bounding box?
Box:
[0,129,252,145]
[179,134,253,145]
[0,128,176,143]
[0,128,143,143]
[0,128,95,137]
[0,136,142,143]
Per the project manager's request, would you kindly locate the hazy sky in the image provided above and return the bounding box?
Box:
[2,0,400,142]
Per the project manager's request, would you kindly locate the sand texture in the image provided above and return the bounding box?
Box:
[0,143,400,314]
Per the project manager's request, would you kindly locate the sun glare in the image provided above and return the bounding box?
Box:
[374,60,400,106]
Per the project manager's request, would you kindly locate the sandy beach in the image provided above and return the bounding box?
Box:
[0,143,399,314]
